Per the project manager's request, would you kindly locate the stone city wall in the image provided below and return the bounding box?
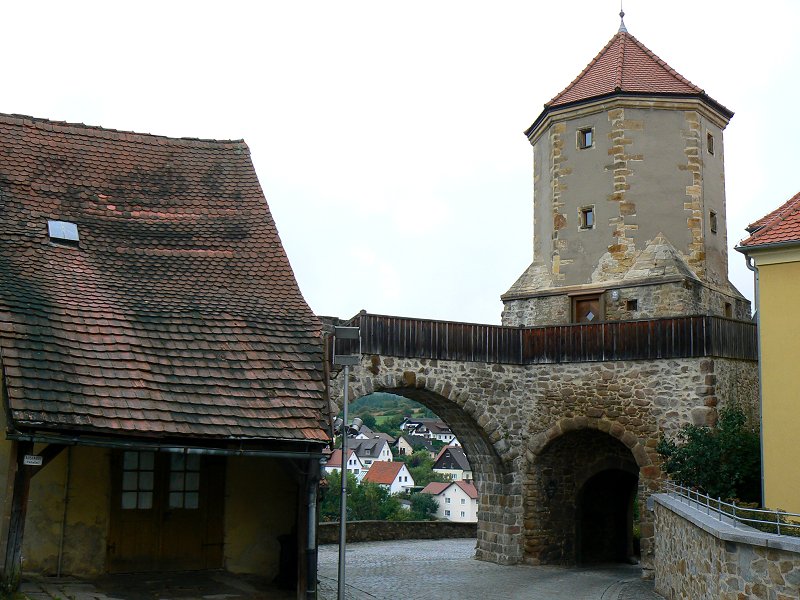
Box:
[332,352,758,570]
[318,520,476,544]
[653,494,800,600]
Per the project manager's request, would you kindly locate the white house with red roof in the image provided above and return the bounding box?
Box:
[421,480,478,522]
[362,461,414,495]
[325,448,365,481]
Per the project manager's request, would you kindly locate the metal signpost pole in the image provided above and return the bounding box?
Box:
[333,326,360,600]
[338,362,349,600]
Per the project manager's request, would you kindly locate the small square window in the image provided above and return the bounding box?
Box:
[626,299,638,312]
[579,206,595,230]
[445,510,450,516]
[578,128,594,149]
[707,132,714,155]
[710,210,718,234]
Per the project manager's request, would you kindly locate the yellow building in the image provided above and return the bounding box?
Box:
[737,191,800,513]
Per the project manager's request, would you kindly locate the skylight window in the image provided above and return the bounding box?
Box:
[48,220,80,245]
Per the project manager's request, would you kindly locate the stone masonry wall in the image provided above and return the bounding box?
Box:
[501,280,750,327]
[653,494,800,600]
[318,520,476,544]
[331,354,758,571]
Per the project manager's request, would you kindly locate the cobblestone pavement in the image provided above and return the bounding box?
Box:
[318,539,664,600]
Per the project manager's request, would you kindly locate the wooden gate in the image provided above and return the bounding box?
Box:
[107,451,224,572]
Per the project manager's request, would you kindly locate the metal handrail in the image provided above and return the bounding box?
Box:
[662,480,800,537]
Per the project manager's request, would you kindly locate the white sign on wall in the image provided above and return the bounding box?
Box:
[23,454,43,467]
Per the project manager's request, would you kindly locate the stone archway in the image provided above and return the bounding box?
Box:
[526,421,653,567]
[329,364,524,565]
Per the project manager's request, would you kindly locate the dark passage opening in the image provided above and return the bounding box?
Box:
[577,469,637,564]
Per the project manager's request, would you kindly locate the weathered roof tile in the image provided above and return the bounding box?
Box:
[0,113,328,444]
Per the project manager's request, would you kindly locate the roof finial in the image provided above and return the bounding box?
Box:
[618,3,628,33]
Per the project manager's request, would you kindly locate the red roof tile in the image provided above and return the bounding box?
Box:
[0,113,329,444]
[326,449,357,468]
[548,32,703,108]
[420,482,450,496]
[420,480,478,499]
[454,480,478,499]
[739,191,800,249]
[363,461,405,485]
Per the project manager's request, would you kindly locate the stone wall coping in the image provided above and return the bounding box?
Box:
[653,493,800,553]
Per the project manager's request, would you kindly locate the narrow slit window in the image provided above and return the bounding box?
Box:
[707,132,715,155]
[710,210,718,234]
[579,206,595,230]
[578,128,594,149]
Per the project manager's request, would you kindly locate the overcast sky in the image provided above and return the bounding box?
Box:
[5,1,798,324]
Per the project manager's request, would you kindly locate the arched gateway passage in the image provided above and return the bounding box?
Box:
[329,367,524,566]
[526,427,645,566]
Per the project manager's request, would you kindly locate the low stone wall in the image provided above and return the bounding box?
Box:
[653,493,800,599]
[318,521,477,545]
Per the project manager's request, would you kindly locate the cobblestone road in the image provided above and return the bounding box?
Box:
[318,539,663,600]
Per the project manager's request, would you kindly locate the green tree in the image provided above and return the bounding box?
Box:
[409,492,439,520]
[656,405,761,502]
[360,413,377,430]
[375,414,403,436]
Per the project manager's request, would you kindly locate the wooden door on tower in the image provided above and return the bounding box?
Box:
[107,450,225,573]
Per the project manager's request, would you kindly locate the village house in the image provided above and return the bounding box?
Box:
[348,437,392,468]
[400,418,455,443]
[0,114,330,597]
[324,448,365,481]
[420,481,478,523]
[394,434,436,458]
[362,461,415,495]
[432,447,473,482]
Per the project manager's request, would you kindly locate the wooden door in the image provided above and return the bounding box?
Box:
[574,296,601,323]
[108,451,224,573]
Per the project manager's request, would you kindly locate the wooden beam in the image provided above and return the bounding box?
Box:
[2,440,33,590]
[28,444,66,477]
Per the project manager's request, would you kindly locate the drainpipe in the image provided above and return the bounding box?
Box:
[305,459,320,600]
[57,447,72,577]
[744,254,765,505]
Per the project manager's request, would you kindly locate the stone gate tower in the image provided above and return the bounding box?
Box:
[502,19,750,326]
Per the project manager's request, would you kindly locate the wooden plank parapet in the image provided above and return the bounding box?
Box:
[329,314,757,366]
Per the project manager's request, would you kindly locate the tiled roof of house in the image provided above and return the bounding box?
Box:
[420,482,450,496]
[433,447,471,471]
[548,31,703,108]
[350,437,388,457]
[0,113,328,443]
[326,449,358,468]
[363,461,405,485]
[739,191,800,248]
[420,480,478,499]
[454,480,478,499]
